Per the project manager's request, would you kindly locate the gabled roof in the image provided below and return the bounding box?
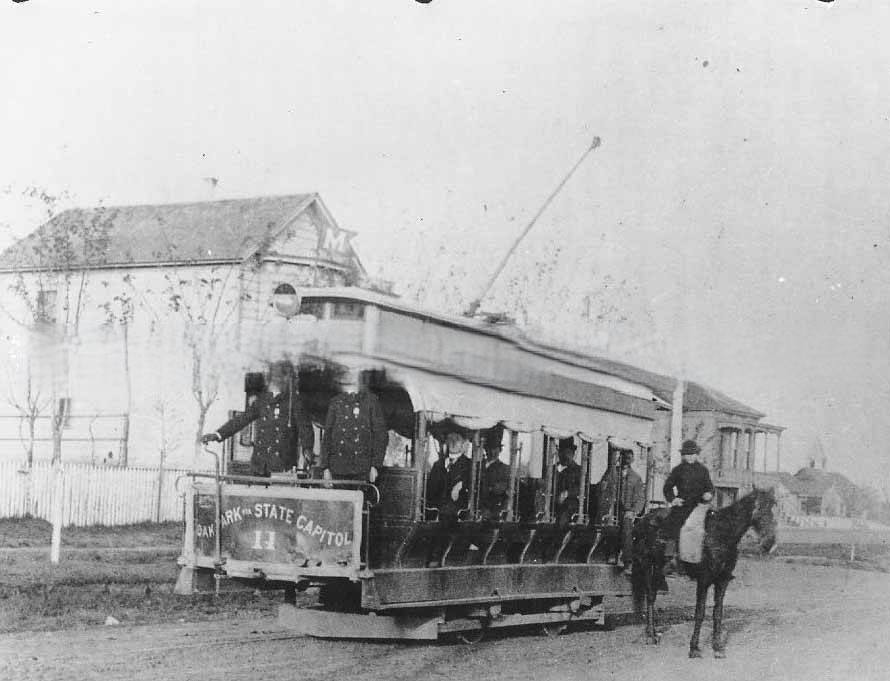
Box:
[0,194,360,271]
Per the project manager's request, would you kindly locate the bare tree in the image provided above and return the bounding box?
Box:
[98,274,136,466]
[159,264,252,463]
[1,187,115,464]
[3,353,50,467]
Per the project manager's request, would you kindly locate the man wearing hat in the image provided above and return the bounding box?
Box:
[554,437,582,526]
[201,360,314,477]
[661,439,715,554]
[598,448,645,571]
[479,426,510,521]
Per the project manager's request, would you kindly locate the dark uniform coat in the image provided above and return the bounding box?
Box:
[319,391,388,479]
[426,457,448,510]
[555,460,582,525]
[215,390,314,476]
[479,459,510,520]
[437,454,472,519]
[661,460,715,540]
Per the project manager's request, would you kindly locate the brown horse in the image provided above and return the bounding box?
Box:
[631,487,778,658]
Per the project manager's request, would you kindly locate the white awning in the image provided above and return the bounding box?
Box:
[384,364,653,445]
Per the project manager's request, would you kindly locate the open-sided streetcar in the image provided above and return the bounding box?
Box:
[175,288,664,641]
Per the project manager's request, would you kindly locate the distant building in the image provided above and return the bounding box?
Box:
[510,350,785,506]
[0,194,366,468]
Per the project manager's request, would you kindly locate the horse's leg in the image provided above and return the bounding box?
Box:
[645,565,659,644]
[689,578,708,658]
[712,579,729,658]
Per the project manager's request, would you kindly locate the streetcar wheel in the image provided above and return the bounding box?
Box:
[456,626,485,644]
[540,622,568,637]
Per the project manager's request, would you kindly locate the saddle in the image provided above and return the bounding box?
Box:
[678,504,711,564]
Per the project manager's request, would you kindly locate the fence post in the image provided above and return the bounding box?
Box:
[50,464,64,564]
[156,464,165,523]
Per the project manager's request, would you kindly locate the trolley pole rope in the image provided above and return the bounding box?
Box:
[464,135,602,317]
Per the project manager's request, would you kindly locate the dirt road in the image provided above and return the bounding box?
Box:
[2,559,888,681]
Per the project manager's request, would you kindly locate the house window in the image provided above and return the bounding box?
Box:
[332,302,364,320]
[299,300,325,318]
[36,289,58,324]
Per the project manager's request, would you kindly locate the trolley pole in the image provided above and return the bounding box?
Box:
[464,136,602,317]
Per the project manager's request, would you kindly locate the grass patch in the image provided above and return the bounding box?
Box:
[0,517,183,548]
[0,546,301,634]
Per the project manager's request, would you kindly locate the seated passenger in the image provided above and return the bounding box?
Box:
[598,448,645,571]
[440,432,472,521]
[479,428,510,521]
[426,444,448,512]
[554,438,581,526]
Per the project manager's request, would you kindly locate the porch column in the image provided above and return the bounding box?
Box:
[776,432,782,472]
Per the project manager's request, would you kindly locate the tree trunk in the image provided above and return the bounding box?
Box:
[194,411,207,469]
[26,415,35,468]
[51,407,63,464]
[119,322,131,467]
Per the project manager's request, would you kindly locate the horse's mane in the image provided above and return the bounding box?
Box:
[712,487,775,525]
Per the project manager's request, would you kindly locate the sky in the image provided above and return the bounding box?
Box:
[1,1,888,486]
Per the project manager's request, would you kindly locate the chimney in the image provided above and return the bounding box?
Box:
[809,457,816,468]
[821,456,827,471]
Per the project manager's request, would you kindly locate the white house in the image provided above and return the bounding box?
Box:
[0,194,367,469]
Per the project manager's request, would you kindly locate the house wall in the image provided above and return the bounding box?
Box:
[820,486,845,517]
[0,236,356,470]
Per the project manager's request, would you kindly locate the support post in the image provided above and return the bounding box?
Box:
[50,463,64,564]
[670,380,684,469]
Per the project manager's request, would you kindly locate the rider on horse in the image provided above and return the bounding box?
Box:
[661,439,715,567]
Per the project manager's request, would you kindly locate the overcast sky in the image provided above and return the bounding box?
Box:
[1,1,888,486]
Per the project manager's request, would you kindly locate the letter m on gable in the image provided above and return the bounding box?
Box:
[319,226,351,255]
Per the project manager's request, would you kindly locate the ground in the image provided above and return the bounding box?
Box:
[1,520,889,680]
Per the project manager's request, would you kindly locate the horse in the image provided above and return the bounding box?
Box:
[630,487,778,658]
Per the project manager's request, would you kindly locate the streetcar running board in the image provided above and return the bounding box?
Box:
[279,604,441,640]
[278,601,605,640]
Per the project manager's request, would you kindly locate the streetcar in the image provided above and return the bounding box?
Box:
[175,287,665,641]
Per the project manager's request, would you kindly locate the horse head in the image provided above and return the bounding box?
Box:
[749,486,778,554]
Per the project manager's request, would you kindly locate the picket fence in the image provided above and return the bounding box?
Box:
[0,460,198,527]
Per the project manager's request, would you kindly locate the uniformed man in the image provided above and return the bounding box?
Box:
[479,428,510,521]
[318,373,388,482]
[201,361,314,477]
[554,437,581,526]
[662,439,715,544]
[598,448,645,571]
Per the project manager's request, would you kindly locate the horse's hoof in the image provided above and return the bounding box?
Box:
[689,648,702,659]
[714,649,726,659]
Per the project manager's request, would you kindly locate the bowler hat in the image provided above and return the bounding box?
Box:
[558,437,577,451]
[680,440,700,456]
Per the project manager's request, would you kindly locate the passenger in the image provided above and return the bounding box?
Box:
[201,360,314,477]
[440,432,472,520]
[319,372,388,482]
[426,432,472,567]
[479,427,510,521]
[425,442,449,511]
[554,437,581,526]
[598,448,645,571]
[661,439,715,564]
